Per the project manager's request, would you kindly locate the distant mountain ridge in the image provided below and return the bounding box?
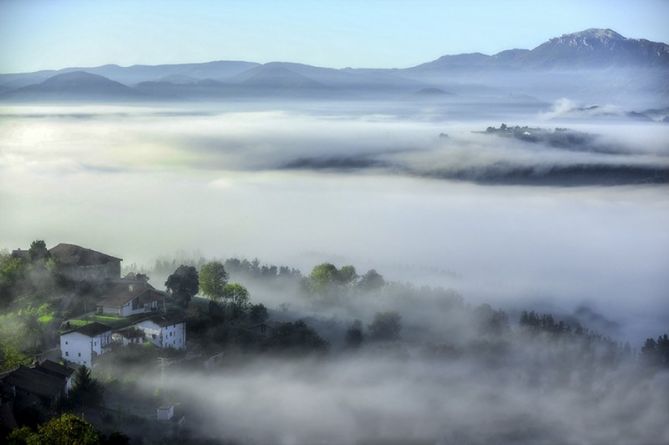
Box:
[1,71,141,101]
[410,28,669,71]
[0,29,667,103]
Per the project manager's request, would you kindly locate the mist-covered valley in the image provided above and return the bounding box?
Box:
[2,101,668,341]
[1,14,669,444]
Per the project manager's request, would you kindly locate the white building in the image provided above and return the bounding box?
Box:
[157,405,175,421]
[60,322,113,367]
[134,314,186,350]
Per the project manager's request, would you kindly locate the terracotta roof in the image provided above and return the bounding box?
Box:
[62,322,112,337]
[35,360,75,379]
[1,366,65,399]
[49,243,122,266]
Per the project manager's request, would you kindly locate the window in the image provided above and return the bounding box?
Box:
[65,341,68,345]
[65,351,69,356]
[78,352,81,357]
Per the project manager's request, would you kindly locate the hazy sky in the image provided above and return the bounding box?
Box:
[1,0,668,73]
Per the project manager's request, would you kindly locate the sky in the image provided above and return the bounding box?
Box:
[0,0,668,73]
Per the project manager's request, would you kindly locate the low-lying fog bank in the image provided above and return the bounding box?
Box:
[1,103,667,343]
[144,353,669,445]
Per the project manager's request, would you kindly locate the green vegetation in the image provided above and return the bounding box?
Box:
[7,413,127,445]
[368,311,402,341]
[164,265,199,308]
[199,261,229,300]
[307,263,384,295]
[68,366,104,409]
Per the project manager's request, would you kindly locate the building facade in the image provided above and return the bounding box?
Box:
[134,315,186,350]
[49,243,122,283]
[60,323,113,367]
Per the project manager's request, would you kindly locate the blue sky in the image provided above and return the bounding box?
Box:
[1,0,668,73]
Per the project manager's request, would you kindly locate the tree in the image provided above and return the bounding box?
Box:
[264,320,328,353]
[8,413,101,445]
[309,263,340,292]
[165,265,199,308]
[249,303,269,324]
[69,365,103,408]
[641,334,669,367]
[199,261,228,300]
[368,311,402,341]
[0,253,25,307]
[358,269,385,291]
[28,240,50,263]
[345,320,364,348]
[222,283,250,308]
[338,265,358,284]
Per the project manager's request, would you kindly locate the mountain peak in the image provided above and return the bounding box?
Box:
[570,28,625,40]
[541,28,627,49]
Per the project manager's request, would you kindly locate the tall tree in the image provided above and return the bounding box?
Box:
[309,263,340,292]
[222,282,250,309]
[165,265,199,308]
[358,269,385,291]
[345,320,364,348]
[199,261,228,301]
[69,365,103,408]
[368,311,402,341]
[28,240,50,263]
[338,265,358,284]
[249,303,269,324]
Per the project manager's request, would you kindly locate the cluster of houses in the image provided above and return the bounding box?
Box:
[49,244,188,367]
[1,243,189,431]
[11,243,188,368]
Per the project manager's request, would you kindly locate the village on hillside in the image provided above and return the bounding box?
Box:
[0,241,300,441]
[1,240,668,444]
[1,243,192,430]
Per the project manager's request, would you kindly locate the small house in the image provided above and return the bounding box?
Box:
[0,365,67,409]
[60,322,113,367]
[96,281,164,317]
[34,360,75,394]
[134,313,186,350]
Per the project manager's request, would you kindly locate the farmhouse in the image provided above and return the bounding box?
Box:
[60,322,113,367]
[34,360,75,394]
[96,280,164,317]
[134,313,187,350]
[49,243,122,282]
[0,363,71,409]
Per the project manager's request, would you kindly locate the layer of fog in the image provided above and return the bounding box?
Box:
[1,102,668,342]
[138,353,669,445]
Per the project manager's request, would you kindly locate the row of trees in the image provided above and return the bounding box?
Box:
[345,311,403,348]
[641,334,669,367]
[165,261,255,310]
[307,263,385,294]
